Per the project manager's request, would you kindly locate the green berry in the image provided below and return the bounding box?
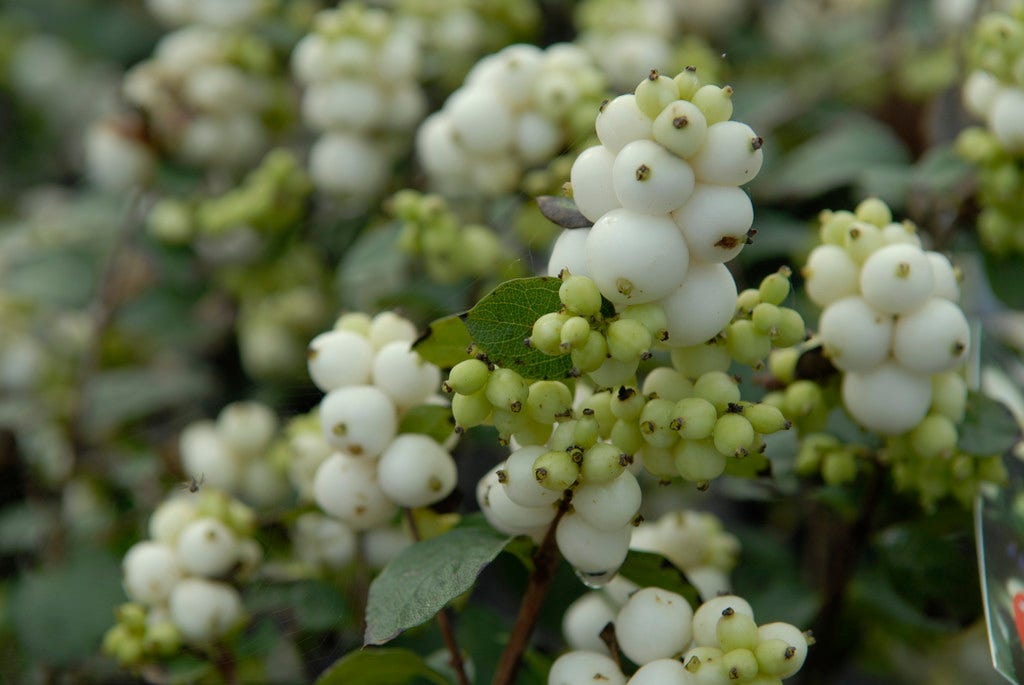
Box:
[692,84,734,125]
[452,389,492,430]
[580,442,627,484]
[672,397,718,440]
[635,69,681,118]
[533,449,580,491]
[514,416,554,446]
[640,398,679,448]
[755,638,798,677]
[909,414,958,458]
[642,367,694,402]
[736,288,761,315]
[713,413,756,457]
[773,308,806,347]
[674,438,728,482]
[572,415,600,449]
[844,221,886,263]
[560,315,592,351]
[618,303,670,342]
[726,319,772,367]
[694,371,741,412]
[559,275,603,317]
[571,330,609,373]
[580,390,616,435]
[821,450,857,485]
[445,358,490,395]
[723,648,759,681]
[606,318,652,362]
[854,197,892,227]
[743,402,790,434]
[486,368,530,413]
[611,418,646,456]
[671,343,732,379]
[530,312,570,355]
[795,433,839,474]
[526,380,573,424]
[758,269,792,306]
[931,372,967,422]
[673,66,701,100]
[717,608,759,651]
[549,421,577,451]
[610,386,646,421]
[767,348,799,384]
[652,99,709,158]
[819,210,856,245]
[783,380,822,418]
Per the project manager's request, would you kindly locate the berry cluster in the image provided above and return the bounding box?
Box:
[551,591,810,684]
[416,42,606,197]
[104,490,259,664]
[574,0,728,91]
[551,69,763,358]
[145,0,268,28]
[802,198,969,436]
[84,113,156,193]
[123,19,284,169]
[178,400,290,507]
[388,189,511,284]
[957,5,1024,255]
[292,3,426,201]
[310,311,456,532]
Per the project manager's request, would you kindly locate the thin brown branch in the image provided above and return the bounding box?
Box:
[491,493,573,685]
[404,509,471,685]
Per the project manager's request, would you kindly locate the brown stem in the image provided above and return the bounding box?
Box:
[213,642,239,685]
[404,509,471,685]
[351,531,370,635]
[491,494,572,685]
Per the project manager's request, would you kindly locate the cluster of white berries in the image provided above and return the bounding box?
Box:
[178,400,290,507]
[145,0,269,28]
[551,591,810,684]
[84,113,157,193]
[549,68,763,363]
[416,42,606,197]
[804,198,969,436]
[123,22,280,169]
[310,311,456,534]
[105,490,260,662]
[292,3,426,200]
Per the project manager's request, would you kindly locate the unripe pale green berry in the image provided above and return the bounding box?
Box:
[726,319,772,367]
[751,303,782,336]
[452,389,492,430]
[758,269,792,306]
[639,445,677,479]
[561,315,592,351]
[652,99,709,158]
[931,371,967,422]
[844,221,886,263]
[530,312,570,355]
[773,308,806,347]
[445,358,490,395]
[755,638,798,677]
[694,371,740,412]
[571,330,609,373]
[672,397,718,439]
[526,380,573,424]
[674,438,727,482]
[756,623,808,678]
[821,451,857,485]
[743,402,790,434]
[573,415,601,450]
[560,275,604,317]
[635,69,681,118]
[909,414,958,458]
[854,197,892,227]
[486,368,530,413]
[549,421,578,452]
[736,288,761,316]
[533,449,580,491]
[611,418,645,456]
[144,621,182,656]
[611,386,646,421]
[503,446,562,508]
[580,442,627,484]
[514,416,555,446]
[682,646,727,681]
[691,84,733,125]
[671,343,731,379]
[640,398,680,448]
[606,318,652,362]
[723,648,759,681]
[713,413,756,457]
[783,380,823,418]
[767,348,799,384]
[819,210,856,245]
[795,433,840,473]
[642,367,694,402]
[618,303,669,342]
[580,391,616,435]
[492,409,527,444]
[673,67,701,100]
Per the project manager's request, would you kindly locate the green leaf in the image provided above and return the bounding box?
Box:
[617,551,700,607]
[10,547,123,667]
[365,525,512,645]
[315,648,448,685]
[958,391,1021,456]
[756,116,910,200]
[244,579,348,633]
[163,654,216,684]
[336,224,409,312]
[462,277,573,381]
[398,405,456,444]
[983,250,1024,309]
[81,366,213,438]
[413,314,474,368]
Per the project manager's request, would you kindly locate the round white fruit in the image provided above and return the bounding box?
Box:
[671,184,753,263]
[371,341,442,410]
[562,593,617,653]
[611,139,695,214]
[548,228,592,278]
[503,445,562,508]
[596,95,653,154]
[757,622,808,678]
[841,361,932,435]
[659,261,738,348]
[627,658,696,684]
[689,121,764,186]
[319,385,398,458]
[307,329,375,392]
[892,297,970,374]
[377,434,458,508]
[586,208,690,306]
[313,452,397,530]
[803,245,859,308]
[926,252,960,301]
[176,517,240,578]
[859,244,934,315]
[123,541,183,605]
[616,587,694,665]
[367,311,419,349]
[445,86,515,155]
[988,87,1024,153]
[691,594,754,647]
[309,133,388,197]
[169,578,244,644]
[555,512,632,578]
[149,497,198,545]
[818,296,894,373]
[571,145,620,222]
[962,69,1000,119]
[548,650,626,685]
[179,421,238,491]
[572,472,642,531]
[216,401,277,455]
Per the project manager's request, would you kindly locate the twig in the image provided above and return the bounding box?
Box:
[491,494,573,685]
[403,509,471,685]
[213,641,239,685]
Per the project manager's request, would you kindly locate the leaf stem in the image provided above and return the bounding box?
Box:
[491,493,572,685]
[403,509,472,685]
